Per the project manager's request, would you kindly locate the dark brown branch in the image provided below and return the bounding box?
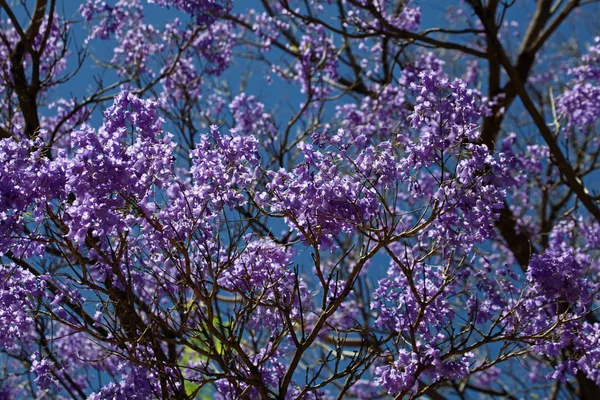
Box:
[496,42,600,223]
[4,0,48,139]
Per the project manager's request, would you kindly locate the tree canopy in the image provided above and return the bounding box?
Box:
[1,0,600,399]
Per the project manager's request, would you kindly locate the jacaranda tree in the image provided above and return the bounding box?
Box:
[1,0,600,398]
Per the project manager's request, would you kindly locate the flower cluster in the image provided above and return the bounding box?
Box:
[149,0,231,26]
[217,238,307,332]
[0,134,67,257]
[242,9,290,51]
[190,125,259,209]
[62,92,175,246]
[0,264,46,350]
[88,345,174,399]
[397,73,516,246]
[259,140,379,248]
[527,250,593,307]
[294,23,338,97]
[558,36,600,129]
[229,93,277,141]
[346,0,421,33]
[213,343,289,399]
[80,0,144,41]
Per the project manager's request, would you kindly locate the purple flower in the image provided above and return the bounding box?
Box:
[30,353,59,391]
[527,249,592,306]
[0,265,46,350]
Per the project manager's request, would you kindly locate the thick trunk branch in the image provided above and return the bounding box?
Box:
[3,0,47,138]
